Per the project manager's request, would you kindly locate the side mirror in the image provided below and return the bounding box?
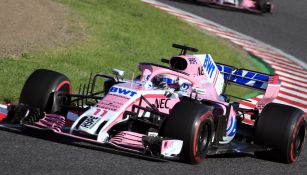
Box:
[192,87,205,95]
[112,68,125,77]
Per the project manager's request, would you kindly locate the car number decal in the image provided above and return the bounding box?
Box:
[80,116,101,129]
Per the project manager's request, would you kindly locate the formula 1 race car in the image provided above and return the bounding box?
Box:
[193,0,272,13]
[0,44,305,164]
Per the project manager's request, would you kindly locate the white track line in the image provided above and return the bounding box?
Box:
[271,64,307,75]
[280,87,307,97]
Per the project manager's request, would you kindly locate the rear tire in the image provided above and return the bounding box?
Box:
[161,101,214,164]
[255,0,272,13]
[255,103,306,163]
[19,69,72,115]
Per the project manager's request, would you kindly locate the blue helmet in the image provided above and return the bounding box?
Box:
[156,74,178,85]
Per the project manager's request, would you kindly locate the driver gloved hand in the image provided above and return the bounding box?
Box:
[158,82,169,89]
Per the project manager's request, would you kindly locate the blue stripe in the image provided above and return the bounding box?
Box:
[226,117,233,132]
[228,121,236,137]
[158,78,176,84]
[217,64,270,90]
[226,117,237,137]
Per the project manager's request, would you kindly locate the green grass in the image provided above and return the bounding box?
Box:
[0,0,263,103]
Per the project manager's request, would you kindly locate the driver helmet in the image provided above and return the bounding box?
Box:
[156,74,179,89]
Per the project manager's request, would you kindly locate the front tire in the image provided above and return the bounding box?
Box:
[255,0,272,13]
[255,103,306,163]
[19,69,72,115]
[161,101,214,164]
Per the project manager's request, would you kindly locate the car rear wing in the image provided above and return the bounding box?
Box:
[216,63,279,91]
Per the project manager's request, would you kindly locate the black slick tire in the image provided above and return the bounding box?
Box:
[255,103,306,163]
[255,0,272,13]
[19,69,71,115]
[161,101,214,164]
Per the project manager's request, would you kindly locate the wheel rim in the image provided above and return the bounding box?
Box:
[197,121,210,158]
[293,125,305,157]
[47,80,71,114]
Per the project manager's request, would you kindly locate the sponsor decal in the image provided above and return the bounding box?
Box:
[93,108,108,117]
[203,54,216,78]
[80,116,102,129]
[180,83,190,92]
[188,57,197,64]
[97,94,129,111]
[197,66,205,76]
[148,132,159,137]
[155,99,170,109]
[97,102,121,111]
[161,140,183,157]
[217,64,269,90]
[109,87,137,97]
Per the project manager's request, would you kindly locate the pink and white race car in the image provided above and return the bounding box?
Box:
[193,0,272,13]
[1,44,305,164]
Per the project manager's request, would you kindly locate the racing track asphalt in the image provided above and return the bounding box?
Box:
[0,126,306,175]
[1,1,307,175]
[158,0,307,65]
